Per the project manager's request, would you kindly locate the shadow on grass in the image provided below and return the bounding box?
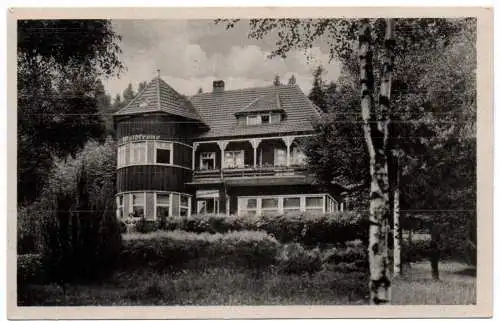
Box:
[453,267,476,277]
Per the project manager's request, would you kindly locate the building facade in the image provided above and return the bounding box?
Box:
[114,76,345,221]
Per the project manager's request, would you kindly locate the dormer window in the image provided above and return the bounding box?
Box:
[247,115,261,125]
[246,113,273,126]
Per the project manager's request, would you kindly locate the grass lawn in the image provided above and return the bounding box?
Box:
[392,261,476,305]
[19,261,475,306]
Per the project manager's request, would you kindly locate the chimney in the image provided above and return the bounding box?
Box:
[213,80,225,93]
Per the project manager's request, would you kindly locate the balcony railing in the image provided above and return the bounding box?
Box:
[193,164,307,180]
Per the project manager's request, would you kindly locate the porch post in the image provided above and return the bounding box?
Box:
[217,140,228,169]
[192,142,199,170]
[282,136,295,167]
[249,138,261,168]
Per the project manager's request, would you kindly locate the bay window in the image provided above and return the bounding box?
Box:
[131,193,145,218]
[117,145,126,167]
[130,142,147,164]
[116,195,124,219]
[156,193,171,220]
[155,141,172,164]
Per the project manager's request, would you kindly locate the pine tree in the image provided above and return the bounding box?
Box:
[138,81,147,92]
[308,66,328,112]
[273,74,281,86]
[122,83,135,105]
[197,87,203,94]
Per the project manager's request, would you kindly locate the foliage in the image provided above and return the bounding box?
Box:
[287,74,297,85]
[19,267,368,306]
[218,18,477,265]
[18,19,123,203]
[277,243,322,274]
[120,230,280,271]
[273,74,281,86]
[155,211,368,245]
[33,138,121,284]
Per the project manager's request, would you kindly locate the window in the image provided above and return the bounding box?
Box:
[116,195,124,219]
[224,150,244,168]
[261,114,270,124]
[283,197,301,214]
[197,198,219,215]
[180,195,190,217]
[156,193,170,221]
[131,193,145,218]
[262,198,279,215]
[306,196,324,213]
[291,147,307,166]
[117,145,126,167]
[200,152,216,170]
[130,142,147,164]
[274,148,287,167]
[247,115,261,125]
[155,142,172,164]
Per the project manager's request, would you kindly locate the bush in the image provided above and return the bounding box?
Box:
[277,243,322,275]
[320,240,367,271]
[18,254,45,285]
[39,160,122,284]
[160,211,368,246]
[120,230,280,271]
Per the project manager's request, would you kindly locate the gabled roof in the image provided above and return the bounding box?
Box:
[234,92,284,116]
[190,84,323,139]
[114,77,204,122]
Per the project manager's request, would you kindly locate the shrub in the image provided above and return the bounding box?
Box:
[277,243,322,275]
[18,254,45,285]
[160,211,367,246]
[120,230,280,271]
[320,240,367,270]
[39,160,122,284]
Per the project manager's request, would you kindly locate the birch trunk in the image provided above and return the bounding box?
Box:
[393,157,401,276]
[358,18,394,305]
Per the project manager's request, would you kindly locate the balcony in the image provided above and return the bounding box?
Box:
[192,164,307,182]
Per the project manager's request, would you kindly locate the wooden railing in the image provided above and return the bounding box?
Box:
[193,165,307,179]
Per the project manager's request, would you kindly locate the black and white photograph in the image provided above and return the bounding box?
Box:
[8,6,493,319]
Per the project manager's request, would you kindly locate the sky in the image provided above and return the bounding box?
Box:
[102,19,342,98]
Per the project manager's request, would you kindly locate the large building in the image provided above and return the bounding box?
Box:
[113,74,346,221]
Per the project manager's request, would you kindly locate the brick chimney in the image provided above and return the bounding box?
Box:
[213,80,225,93]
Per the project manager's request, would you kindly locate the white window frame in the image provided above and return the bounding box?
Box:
[116,195,124,219]
[155,192,172,220]
[305,196,325,212]
[154,141,173,164]
[200,152,216,170]
[261,197,280,215]
[179,194,191,217]
[290,146,307,166]
[246,114,261,125]
[237,194,333,215]
[274,147,287,167]
[283,196,301,213]
[261,113,271,124]
[129,141,147,165]
[117,145,127,168]
[224,150,245,169]
[130,192,146,218]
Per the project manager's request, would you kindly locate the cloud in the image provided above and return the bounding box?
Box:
[103,20,342,98]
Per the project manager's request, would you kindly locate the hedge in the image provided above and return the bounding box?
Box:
[120,230,367,274]
[142,211,368,246]
[120,230,280,271]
